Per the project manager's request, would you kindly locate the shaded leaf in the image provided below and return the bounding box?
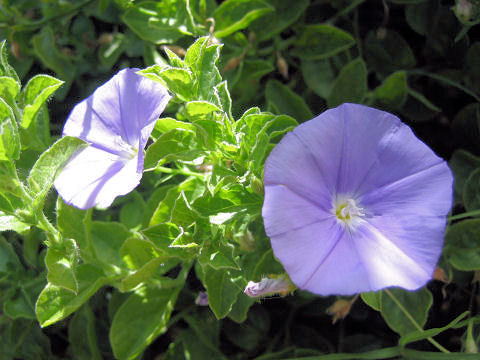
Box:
[291,24,355,60]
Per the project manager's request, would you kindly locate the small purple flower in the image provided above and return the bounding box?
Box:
[54,68,171,209]
[262,103,453,296]
[195,291,209,306]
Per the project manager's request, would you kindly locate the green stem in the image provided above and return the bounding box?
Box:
[384,289,450,353]
[326,0,367,24]
[448,209,480,221]
[408,69,480,103]
[36,211,61,245]
[150,165,205,179]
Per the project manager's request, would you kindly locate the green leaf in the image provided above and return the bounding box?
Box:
[0,235,20,272]
[36,264,108,327]
[56,198,90,255]
[199,241,240,270]
[0,96,15,122]
[250,0,309,41]
[0,76,20,107]
[0,41,20,83]
[144,128,201,169]
[451,103,480,156]
[110,284,184,360]
[301,59,335,99]
[265,79,313,122]
[153,117,195,135]
[327,58,367,108]
[120,259,165,292]
[407,88,441,113]
[365,30,416,76]
[182,310,225,357]
[119,192,146,229]
[122,0,194,44]
[193,185,262,217]
[372,71,408,110]
[0,117,20,161]
[213,0,274,38]
[21,75,64,128]
[449,150,480,201]
[464,168,480,211]
[45,238,79,293]
[251,249,284,279]
[143,222,198,259]
[27,136,86,208]
[399,311,470,348]
[3,290,37,320]
[202,266,242,319]
[68,304,103,360]
[444,219,480,270]
[185,37,222,102]
[120,237,162,270]
[291,24,355,60]
[228,292,256,323]
[90,221,131,273]
[32,26,75,96]
[381,288,432,335]
[0,212,30,233]
[361,291,382,311]
[215,81,233,119]
[140,65,195,102]
[186,100,222,118]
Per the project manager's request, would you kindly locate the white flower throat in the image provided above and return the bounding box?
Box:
[333,197,365,228]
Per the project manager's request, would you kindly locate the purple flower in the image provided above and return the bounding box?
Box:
[262,103,453,296]
[54,68,171,209]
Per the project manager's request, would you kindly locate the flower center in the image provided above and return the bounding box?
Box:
[333,197,365,228]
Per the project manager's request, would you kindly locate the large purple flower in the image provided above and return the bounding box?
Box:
[54,68,171,210]
[262,103,453,295]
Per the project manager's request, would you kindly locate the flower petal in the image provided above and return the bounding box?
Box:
[352,221,432,290]
[264,130,333,211]
[263,184,332,237]
[271,223,371,295]
[62,68,170,154]
[54,146,141,209]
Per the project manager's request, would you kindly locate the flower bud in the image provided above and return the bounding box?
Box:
[433,267,449,283]
[326,295,358,324]
[453,0,473,22]
[244,275,295,298]
[250,176,264,196]
[276,51,289,79]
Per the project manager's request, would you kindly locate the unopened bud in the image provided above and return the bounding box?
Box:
[11,42,21,59]
[453,0,473,22]
[433,267,449,283]
[276,51,288,79]
[244,275,295,298]
[98,33,114,45]
[327,299,352,324]
[250,176,264,196]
